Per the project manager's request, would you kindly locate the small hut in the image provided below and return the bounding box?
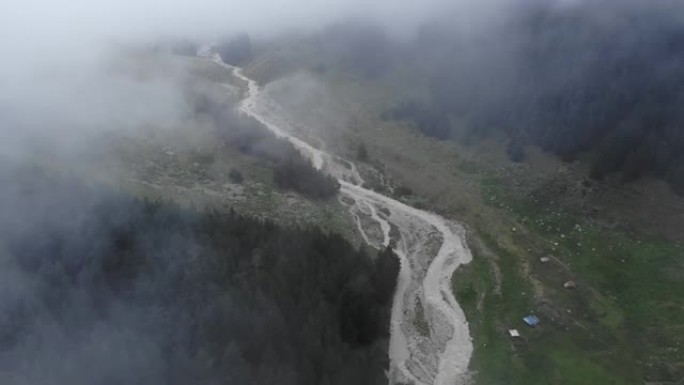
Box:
[523,315,540,327]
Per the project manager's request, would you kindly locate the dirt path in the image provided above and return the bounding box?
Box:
[204,48,474,385]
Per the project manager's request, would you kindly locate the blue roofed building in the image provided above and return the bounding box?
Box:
[523,315,540,327]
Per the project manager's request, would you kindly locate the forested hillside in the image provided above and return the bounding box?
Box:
[311,1,684,193]
[0,167,397,385]
[194,89,340,198]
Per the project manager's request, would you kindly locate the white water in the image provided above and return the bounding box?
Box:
[205,50,474,385]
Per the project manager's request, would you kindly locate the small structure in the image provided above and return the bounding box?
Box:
[540,257,551,263]
[508,329,520,338]
[563,280,577,289]
[523,315,540,327]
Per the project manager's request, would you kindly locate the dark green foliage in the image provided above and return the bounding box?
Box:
[273,156,340,199]
[384,100,450,140]
[356,143,369,162]
[0,169,396,385]
[228,168,244,184]
[372,246,401,305]
[199,92,339,198]
[384,1,684,193]
[393,185,413,198]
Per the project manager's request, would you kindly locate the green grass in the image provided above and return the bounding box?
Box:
[454,235,521,384]
[454,175,684,384]
[242,45,684,382]
[483,177,684,335]
[455,231,638,384]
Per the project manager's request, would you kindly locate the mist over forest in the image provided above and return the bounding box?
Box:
[0,166,397,384]
[377,0,684,192]
[206,0,684,194]
[2,0,684,383]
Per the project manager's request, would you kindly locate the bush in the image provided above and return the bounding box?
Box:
[357,143,369,162]
[394,185,413,198]
[273,156,340,199]
[228,168,244,184]
[202,97,339,198]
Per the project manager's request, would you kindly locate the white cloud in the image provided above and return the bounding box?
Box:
[0,0,524,159]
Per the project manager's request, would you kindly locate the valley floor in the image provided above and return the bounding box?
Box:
[243,54,684,384]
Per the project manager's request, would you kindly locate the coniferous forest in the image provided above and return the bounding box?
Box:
[372,1,684,193]
[194,90,340,199]
[0,167,398,385]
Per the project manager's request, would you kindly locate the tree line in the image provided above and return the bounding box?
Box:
[194,91,340,198]
[0,166,398,385]
[377,1,684,194]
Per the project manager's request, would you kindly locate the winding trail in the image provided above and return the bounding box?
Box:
[204,49,474,385]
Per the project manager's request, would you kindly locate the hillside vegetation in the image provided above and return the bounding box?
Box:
[387,1,684,193]
[0,166,398,385]
[226,6,684,381]
[195,84,340,199]
[248,1,684,195]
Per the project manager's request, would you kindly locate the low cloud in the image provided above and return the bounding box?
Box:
[1,0,481,160]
